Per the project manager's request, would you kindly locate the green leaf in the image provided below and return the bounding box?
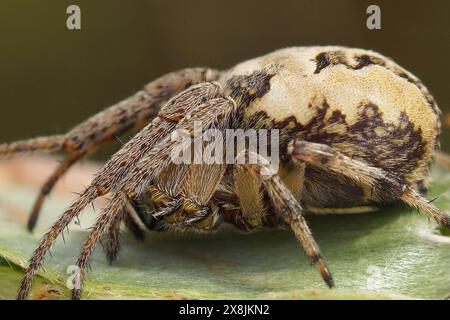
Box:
[0,166,449,300]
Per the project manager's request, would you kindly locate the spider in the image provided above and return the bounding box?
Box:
[1,46,449,300]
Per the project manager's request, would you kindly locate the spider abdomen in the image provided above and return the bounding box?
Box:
[221,46,441,208]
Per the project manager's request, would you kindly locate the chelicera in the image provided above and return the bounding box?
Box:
[2,46,449,300]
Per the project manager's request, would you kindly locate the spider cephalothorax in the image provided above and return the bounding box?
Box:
[2,46,449,300]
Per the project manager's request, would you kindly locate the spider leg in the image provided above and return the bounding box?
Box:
[102,205,127,264]
[238,151,334,288]
[122,96,237,196]
[70,96,237,299]
[96,168,196,270]
[124,98,236,229]
[106,211,155,290]
[72,194,128,300]
[289,140,450,229]
[3,68,219,231]
[97,83,226,255]
[101,200,145,264]
[91,82,223,196]
[0,135,66,156]
[226,154,306,228]
[101,83,225,235]
[17,186,99,300]
[103,144,225,263]
[17,82,225,300]
[123,202,146,241]
[232,166,266,228]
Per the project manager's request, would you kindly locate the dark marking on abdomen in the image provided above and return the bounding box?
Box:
[245,99,427,185]
[225,66,278,109]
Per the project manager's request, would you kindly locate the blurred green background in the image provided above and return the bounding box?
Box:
[0,0,449,156]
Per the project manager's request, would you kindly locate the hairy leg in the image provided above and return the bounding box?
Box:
[2,68,219,231]
[102,201,149,264]
[17,81,225,300]
[16,186,98,300]
[233,167,266,229]
[98,82,226,257]
[289,140,450,229]
[123,203,146,241]
[102,205,126,264]
[72,195,127,299]
[68,96,236,299]
[238,152,334,288]
[123,96,236,196]
[0,135,65,156]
